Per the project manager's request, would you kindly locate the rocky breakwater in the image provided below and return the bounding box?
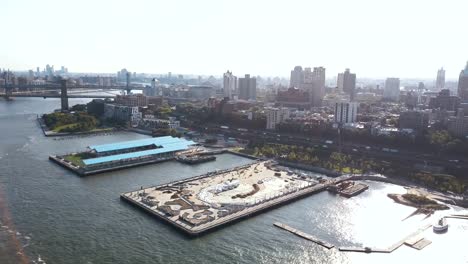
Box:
[388,192,450,211]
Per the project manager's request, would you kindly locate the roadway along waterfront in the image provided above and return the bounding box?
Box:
[0,98,467,264]
[196,125,468,172]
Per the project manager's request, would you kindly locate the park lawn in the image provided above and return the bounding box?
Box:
[52,123,79,132]
[63,154,85,167]
[90,127,114,132]
[52,124,109,133]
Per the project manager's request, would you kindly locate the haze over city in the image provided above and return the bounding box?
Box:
[1,1,468,264]
[1,0,467,78]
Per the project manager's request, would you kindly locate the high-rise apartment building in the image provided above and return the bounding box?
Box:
[334,102,358,123]
[458,62,468,101]
[266,107,290,130]
[311,67,326,106]
[290,66,304,88]
[448,108,468,137]
[429,89,460,111]
[436,68,445,90]
[288,66,325,107]
[383,78,401,101]
[223,71,237,99]
[238,74,256,101]
[337,69,356,100]
[399,111,429,132]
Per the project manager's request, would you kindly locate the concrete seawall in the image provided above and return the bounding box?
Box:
[121,183,328,236]
[120,162,329,236]
[49,155,175,176]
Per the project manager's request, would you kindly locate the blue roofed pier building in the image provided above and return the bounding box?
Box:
[49,136,196,176]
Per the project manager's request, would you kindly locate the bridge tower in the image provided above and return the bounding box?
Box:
[4,85,12,101]
[60,78,69,112]
[125,72,131,94]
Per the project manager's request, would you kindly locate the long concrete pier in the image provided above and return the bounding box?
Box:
[273,222,334,249]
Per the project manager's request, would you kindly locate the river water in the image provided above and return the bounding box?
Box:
[0,98,467,264]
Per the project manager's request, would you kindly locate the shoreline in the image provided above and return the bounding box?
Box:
[236,150,468,208]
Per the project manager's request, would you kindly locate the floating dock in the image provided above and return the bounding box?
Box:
[328,181,369,198]
[405,237,432,250]
[273,222,334,249]
[338,224,432,253]
[339,183,369,198]
[176,155,216,164]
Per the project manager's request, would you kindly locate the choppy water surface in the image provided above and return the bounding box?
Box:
[0,98,467,264]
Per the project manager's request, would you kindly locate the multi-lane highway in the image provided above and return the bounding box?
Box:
[193,125,467,174]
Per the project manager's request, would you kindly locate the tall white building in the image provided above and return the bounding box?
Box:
[266,107,290,130]
[334,102,358,124]
[383,78,401,101]
[436,68,445,90]
[337,74,344,92]
[223,71,237,99]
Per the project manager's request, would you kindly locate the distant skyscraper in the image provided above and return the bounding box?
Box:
[223,71,237,99]
[238,74,256,101]
[436,68,445,90]
[337,69,356,100]
[302,67,326,106]
[45,64,54,76]
[312,67,326,106]
[288,66,325,107]
[458,61,468,101]
[334,102,358,123]
[429,89,460,111]
[383,78,401,101]
[144,78,161,96]
[117,68,129,81]
[418,82,425,92]
[290,66,303,88]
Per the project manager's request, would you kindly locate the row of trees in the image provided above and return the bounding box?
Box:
[245,143,378,175]
[408,172,466,194]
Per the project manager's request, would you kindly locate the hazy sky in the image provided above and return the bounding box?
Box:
[1,0,467,79]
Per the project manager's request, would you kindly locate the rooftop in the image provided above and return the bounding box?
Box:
[89,136,187,153]
[84,137,195,166]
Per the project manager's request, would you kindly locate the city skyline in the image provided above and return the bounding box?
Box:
[1,0,467,79]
